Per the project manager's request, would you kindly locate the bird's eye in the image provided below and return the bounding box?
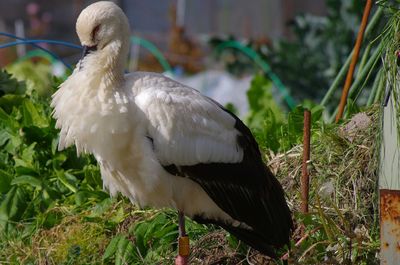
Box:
[91,24,100,42]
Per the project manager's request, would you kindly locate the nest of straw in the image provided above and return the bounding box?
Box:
[267,107,381,263]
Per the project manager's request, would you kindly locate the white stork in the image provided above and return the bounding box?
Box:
[51,1,292,258]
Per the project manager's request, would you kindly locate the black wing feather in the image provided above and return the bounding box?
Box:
[162,109,292,256]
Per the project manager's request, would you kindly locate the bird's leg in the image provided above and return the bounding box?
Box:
[178,211,187,237]
[175,211,189,265]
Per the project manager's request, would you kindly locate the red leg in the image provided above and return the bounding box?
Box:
[175,211,189,265]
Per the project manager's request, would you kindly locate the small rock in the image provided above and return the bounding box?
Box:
[341,112,372,142]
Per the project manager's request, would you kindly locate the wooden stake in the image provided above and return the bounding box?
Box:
[335,0,373,123]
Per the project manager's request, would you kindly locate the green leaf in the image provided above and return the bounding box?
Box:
[89,198,113,217]
[0,186,28,232]
[116,236,134,265]
[4,134,23,154]
[15,166,38,176]
[14,158,30,168]
[6,61,52,97]
[0,170,12,193]
[51,153,67,170]
[0,107,19,130]
[0,94,24,113]
[245,74,287,152]
[103,235,122,260]
[247,75,268,112]
[56,171,78,193]
[36,209,63,229]
[0,130,12,147]
[22,126,50,142]
[82,164,102,187]
[75,190,109,206]
[74,191,90,206]
[0,70,26,95]
[287,105,306,144]
[134,222,150,256]
[103,235,136,265]
[21,99,48,128]
[144,213,168,239]
[11,175,42,189]
[311,104,324,123]
[110,205,126,224]
[20,143,37,165]
[51,138,59,155]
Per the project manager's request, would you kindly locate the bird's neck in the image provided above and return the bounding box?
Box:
[88,39,129,86]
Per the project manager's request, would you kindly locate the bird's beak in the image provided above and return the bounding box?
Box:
[79,45,97,70]
[81,45,97,60]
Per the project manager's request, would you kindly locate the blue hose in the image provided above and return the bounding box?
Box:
[0,32,79,69]
[0,33,172,73]
[0,39,82,50]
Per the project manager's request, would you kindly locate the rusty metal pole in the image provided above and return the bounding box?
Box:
[380,190,400,264]
[301,110,311,214]
[380,94,400,264]
[335,0,373,123]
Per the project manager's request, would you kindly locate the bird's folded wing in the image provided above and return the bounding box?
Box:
[134,83,244,166]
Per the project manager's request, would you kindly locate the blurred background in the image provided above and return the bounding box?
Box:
[0,0,366,115]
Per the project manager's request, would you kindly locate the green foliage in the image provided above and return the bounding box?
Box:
[377,0,400,138]
[246,74,285,152]
[103,235,137,265]
[267,0,365,101]
[0,70,26,96]
[132,212,177,258]
[6,61,54,97]
[0,69,104,237]
[247,75,284,126]
[102,210,212,264]
[246,74,324,152]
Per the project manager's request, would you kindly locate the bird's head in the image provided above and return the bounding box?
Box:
[76,1,130,70]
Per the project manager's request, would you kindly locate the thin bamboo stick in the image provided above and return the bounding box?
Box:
[336,0,373,122]
[320,7,383,107]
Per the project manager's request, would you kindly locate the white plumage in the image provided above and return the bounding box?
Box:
[51,1,292,257]
[134,74,244,166]
[53,70,239,221]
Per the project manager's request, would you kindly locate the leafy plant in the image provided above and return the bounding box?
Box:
[246,74,324,153]
[0,69,105,237]
[6,61,55,97]
[246,74,285,152]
